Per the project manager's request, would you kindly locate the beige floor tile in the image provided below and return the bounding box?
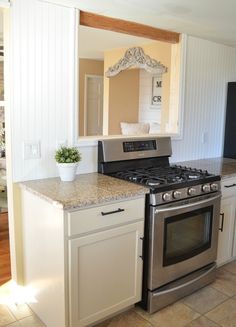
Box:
[182,286,228,314]
[7,303,32,320]
[184,316,220,327]
[134,302,200,327]
[205,298,236,327]
[211,268,236,296]
[4,323,21,327]
[222,260,236,275]
[94,318,112,327]
[0,305,16,327]
[94,310,153,327]
[17,316,46,327]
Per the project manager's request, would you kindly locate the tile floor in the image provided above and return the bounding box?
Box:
[95,260,236,327]
[0,303,45,327]
[1,261,236,327]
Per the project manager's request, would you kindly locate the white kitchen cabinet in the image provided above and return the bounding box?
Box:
[21,188,145,327]
[217,177,236,266]
[69,221,143,327]
[217,197,236,265]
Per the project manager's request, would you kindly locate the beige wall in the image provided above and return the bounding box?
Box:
[79,59,104,136]
[104,41,172,133]
[109,69,140,135]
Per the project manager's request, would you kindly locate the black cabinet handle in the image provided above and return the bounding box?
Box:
[101,208,125,216]
[224,183,236,188]
[139,237,144,260]
[219,213,225,232]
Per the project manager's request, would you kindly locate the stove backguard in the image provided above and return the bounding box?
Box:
[98,137,172,174]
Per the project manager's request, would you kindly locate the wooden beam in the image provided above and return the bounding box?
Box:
[80,11,180,44]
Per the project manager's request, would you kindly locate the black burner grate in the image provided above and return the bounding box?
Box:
[111,165,211,188]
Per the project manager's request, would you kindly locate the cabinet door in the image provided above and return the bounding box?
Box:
[68,221,144,327]
[217,197,236,265]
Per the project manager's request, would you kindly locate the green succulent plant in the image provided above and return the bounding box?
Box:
[55,146,81,164]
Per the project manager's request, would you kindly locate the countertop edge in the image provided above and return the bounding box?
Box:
[19,182,65,209]
[19,179,148,211]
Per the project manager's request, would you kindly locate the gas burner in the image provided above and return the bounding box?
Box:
[129,175,140,182]
[146,179,162,186]
[187,173,201,180]
[168,175,186,183]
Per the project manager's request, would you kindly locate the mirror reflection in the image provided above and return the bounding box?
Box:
[78,26,182,137]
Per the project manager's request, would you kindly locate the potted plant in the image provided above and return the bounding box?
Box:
[55,146,82,182]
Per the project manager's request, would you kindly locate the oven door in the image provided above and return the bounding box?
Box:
[148,193,221,290]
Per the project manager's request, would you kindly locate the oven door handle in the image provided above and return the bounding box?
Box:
[155,194,221,214]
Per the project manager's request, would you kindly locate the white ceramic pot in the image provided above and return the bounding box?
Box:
[57,162,78,182]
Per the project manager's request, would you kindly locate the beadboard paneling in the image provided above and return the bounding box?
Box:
[10,0,76,182]
[171,36,236,163]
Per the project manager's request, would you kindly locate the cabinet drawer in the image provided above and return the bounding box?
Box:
[67,197,145,237]
[222,177,236,198]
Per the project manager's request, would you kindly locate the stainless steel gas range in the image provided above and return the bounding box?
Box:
[98,137,221,313]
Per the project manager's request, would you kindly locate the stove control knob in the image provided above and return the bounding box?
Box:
[210,183,219,191]
[188,187,197,196]
[162,192,171,201]
[173,190,181,199]
[202,184,211,193]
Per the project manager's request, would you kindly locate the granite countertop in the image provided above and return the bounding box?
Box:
[177,157,236,179]
[19,173,149,210]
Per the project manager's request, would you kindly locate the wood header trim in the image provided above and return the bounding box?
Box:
[80,11,180,44]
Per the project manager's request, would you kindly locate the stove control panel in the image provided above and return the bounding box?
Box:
[150,181,221,205]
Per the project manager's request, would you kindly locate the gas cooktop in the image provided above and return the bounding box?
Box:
[98,137,221,201]
[110,165,218,192]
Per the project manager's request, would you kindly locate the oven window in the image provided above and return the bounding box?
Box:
[163,206,213,266]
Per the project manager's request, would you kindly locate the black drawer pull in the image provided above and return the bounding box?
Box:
[101,208,125,216]
[219,213,224,232]
[224,183,236,188]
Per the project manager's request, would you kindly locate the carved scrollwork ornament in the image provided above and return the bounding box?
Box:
[105,47,168,77]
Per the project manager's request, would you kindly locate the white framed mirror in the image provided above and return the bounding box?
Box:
[77,24,186,142]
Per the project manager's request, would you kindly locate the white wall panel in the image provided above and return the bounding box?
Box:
[0,0,10,8]
[10,0,76,181]
[171,36,236,163]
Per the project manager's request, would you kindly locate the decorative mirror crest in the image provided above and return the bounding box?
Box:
[105,47,168,77]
